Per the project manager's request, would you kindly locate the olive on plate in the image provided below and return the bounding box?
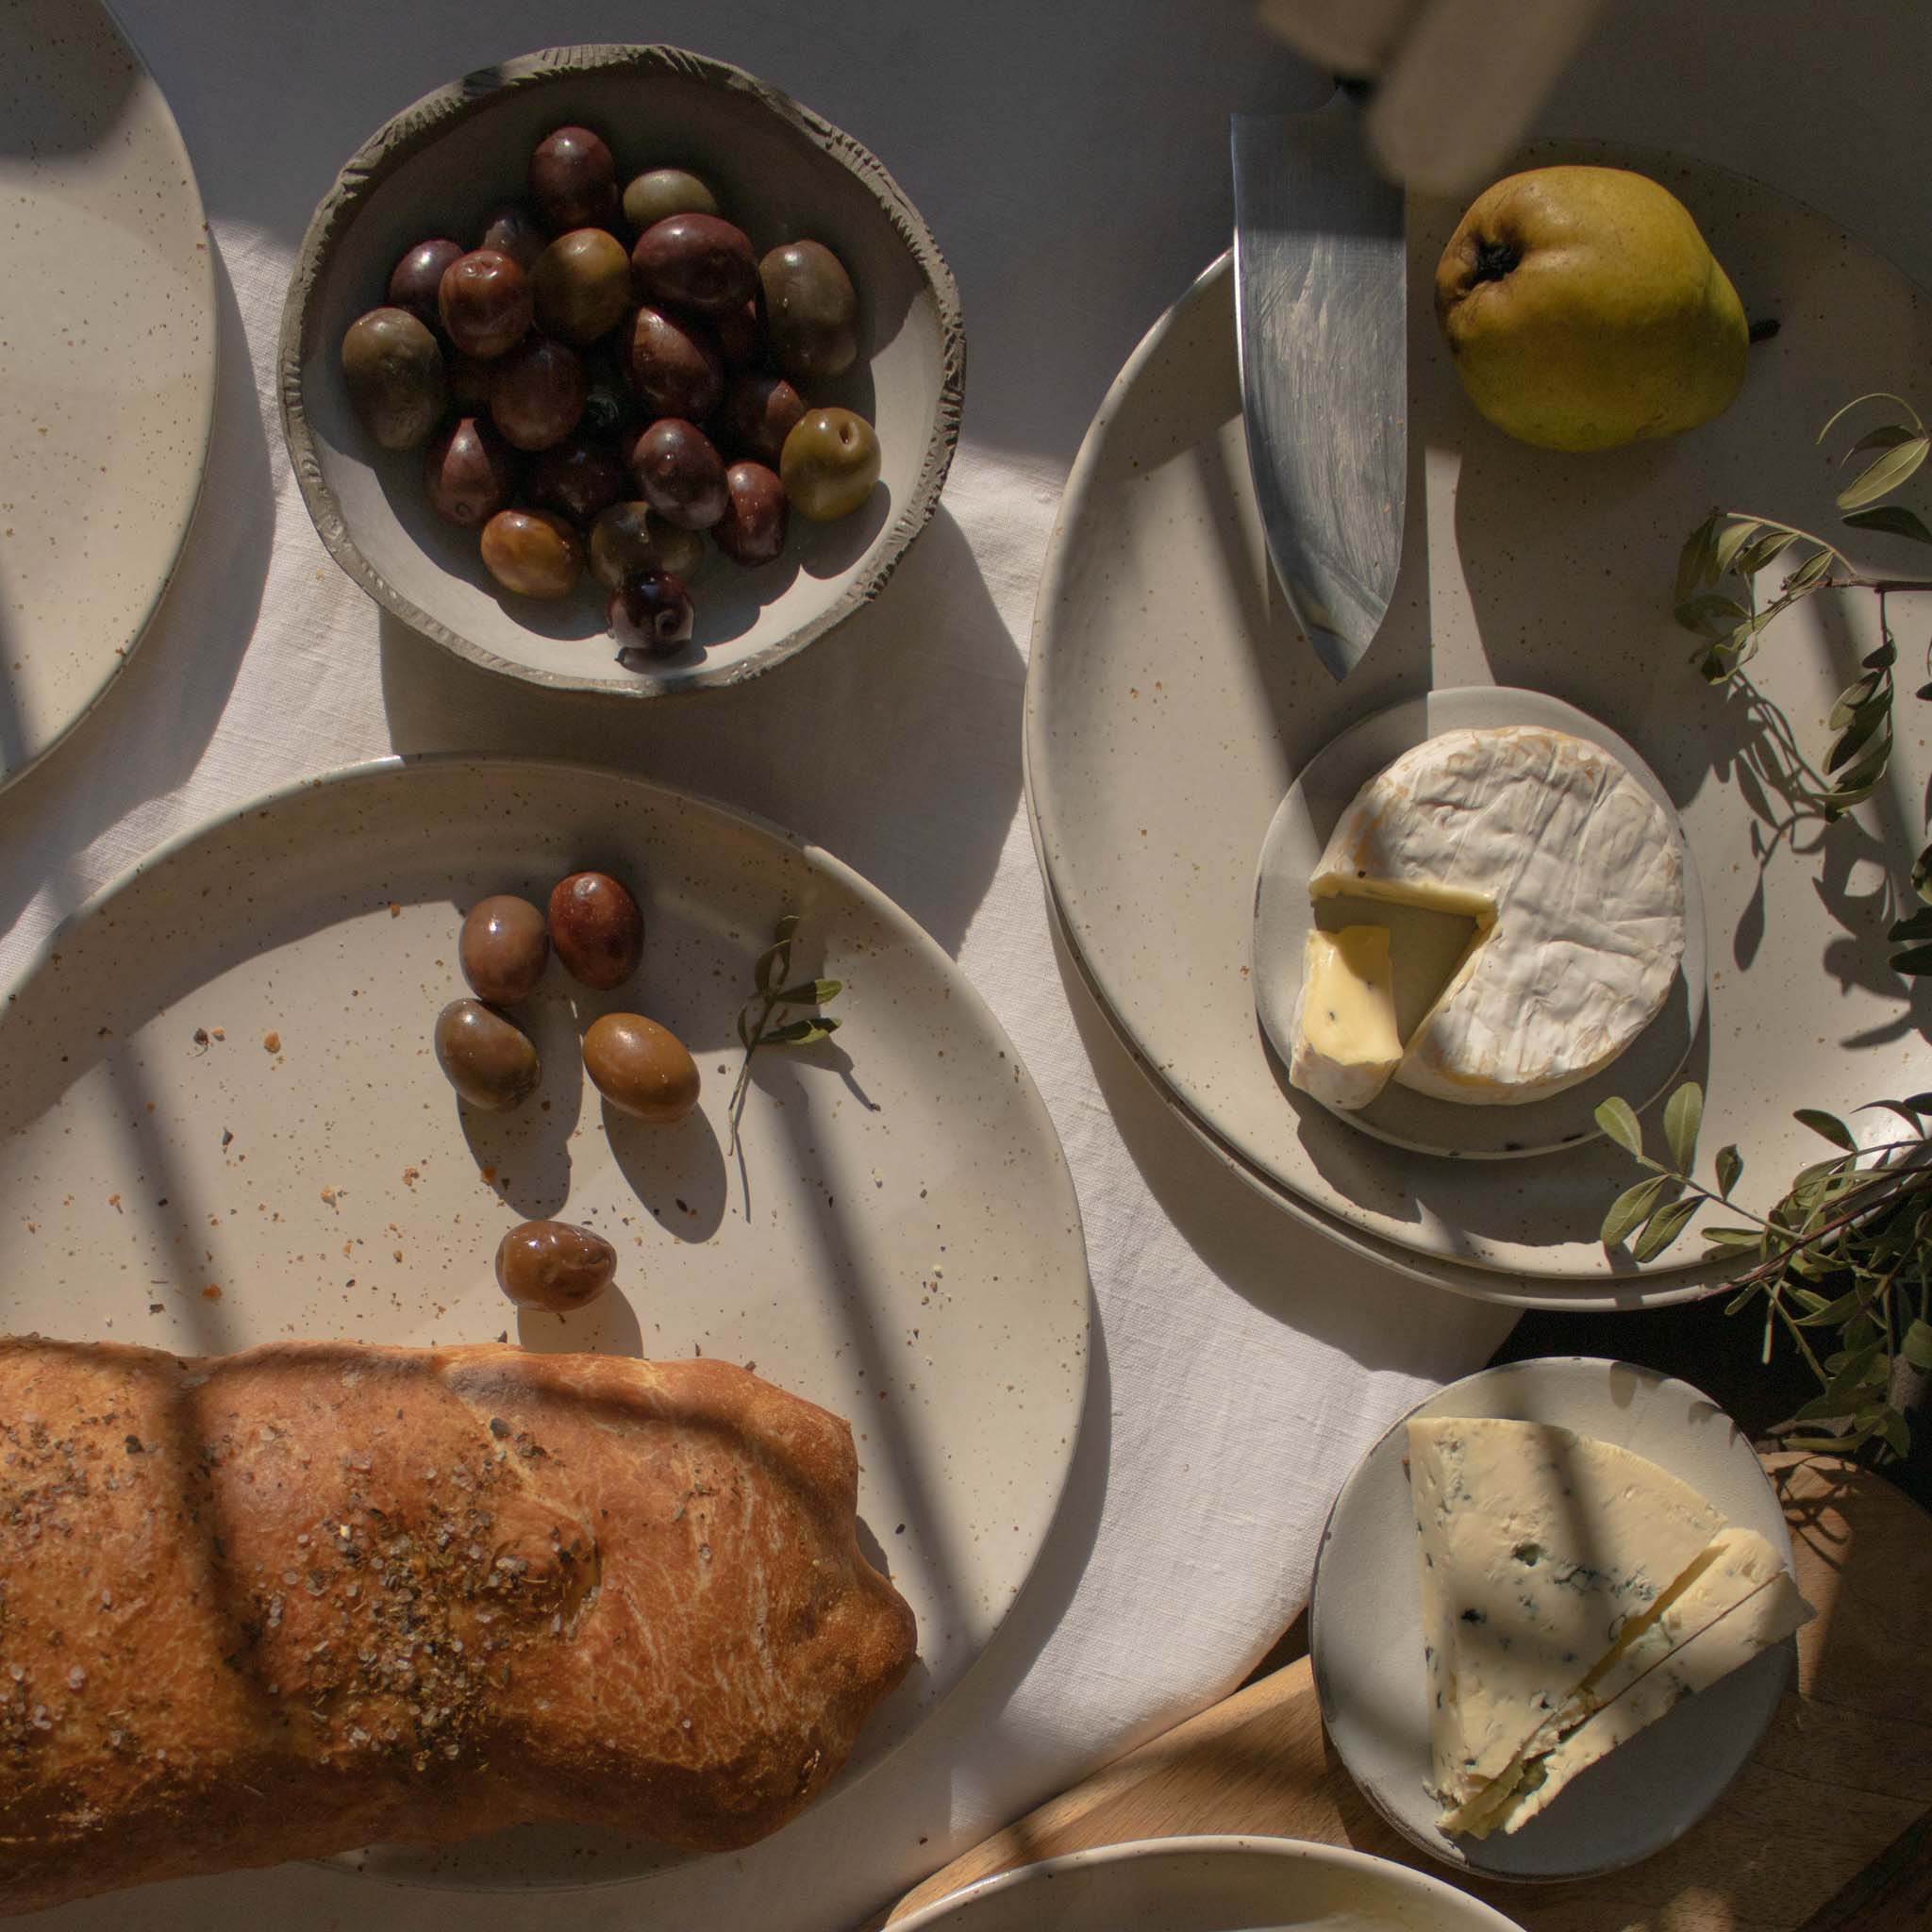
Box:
[458,893,549,1004]
[423,417,518,528]
[476,202,547,273]
[341,307,446,450]
[627,306,724,422]
[531,125,620,234]
[388,238,463,327]
[438,248,533,359]
[779,408,881,522]
[630,417,728,530]
[759,240,858,381]
[630,212,757,317]
[489,337,587,452]
[720,372,805,467]
[479,508,582,600]
[494,1219,617,1312]
[527,434,629,526]
[433,999,540,1111]
[621,166,719,233]
[531,227,632,344]
[588,500,705,592]
[582,1012,700,1124]
[548,871,643,989]
[609,571,696,659]
[713,462,787,566]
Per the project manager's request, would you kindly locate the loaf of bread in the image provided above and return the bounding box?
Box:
[0,1335,916,1915]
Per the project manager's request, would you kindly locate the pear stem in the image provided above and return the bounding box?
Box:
[1748,317,1781,343]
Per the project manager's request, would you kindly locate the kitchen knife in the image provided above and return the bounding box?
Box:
[1232,96,1407,680]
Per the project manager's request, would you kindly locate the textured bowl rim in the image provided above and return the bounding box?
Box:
[277,42,966,701]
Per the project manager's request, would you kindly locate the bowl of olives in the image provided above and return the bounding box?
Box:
[280,43,963,698]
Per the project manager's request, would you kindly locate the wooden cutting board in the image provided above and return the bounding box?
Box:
[886,1456,1932,1931]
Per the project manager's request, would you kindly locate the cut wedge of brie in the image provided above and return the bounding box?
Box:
[1408,1418,1814,1838]
[1288,925,1404,1108]
[1293,726,1685,1108]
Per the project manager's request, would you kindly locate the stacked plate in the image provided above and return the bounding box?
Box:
[1025,146,1932,1309]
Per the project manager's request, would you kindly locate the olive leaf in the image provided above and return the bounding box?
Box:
[1594,1096,1644,1159]
[1601,1174,1671,1247]
[1631,1195,1700,1262]
[1664,1081,1703,1174]
[1794,1108,1857,1151]
[727,912,845,1157]
[1840,503,1932,545]
[1715,1144,1743,1199]
[1837,434,1930,509]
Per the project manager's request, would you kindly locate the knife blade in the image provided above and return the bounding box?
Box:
[1232,98,1407,680]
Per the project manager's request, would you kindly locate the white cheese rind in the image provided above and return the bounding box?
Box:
[1472,1559,1812,1837]
[1441,1525,1802,1837]
[1312,727,1685,1106]
[1289,925,1404,1109]
[1407,1416,1724,1807]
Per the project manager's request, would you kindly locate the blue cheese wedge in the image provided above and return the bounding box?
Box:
[1441,1525,1808,1837]
[1407,1417,1724,1810]
[1456,1552,1813,1837]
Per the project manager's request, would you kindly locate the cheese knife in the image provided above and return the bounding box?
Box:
[1231,93,1407,681]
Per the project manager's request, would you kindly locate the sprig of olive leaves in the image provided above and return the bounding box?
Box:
[1597,1083,1932,1460]
[725,913,842,1154]
[1674,391,1932,974]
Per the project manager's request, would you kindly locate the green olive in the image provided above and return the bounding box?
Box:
[480,508,582,600]
[493,1220,617,1312]
[433,999,539,1111]
[588,500,705,591]
[622,168,719,233]
[758,240,858,382]
[582,1013,699,1124]
[779,408,881,522]
[341,306,447,450]
[531,227,632,344]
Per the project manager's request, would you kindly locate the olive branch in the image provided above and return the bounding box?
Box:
[725,913,842,1155]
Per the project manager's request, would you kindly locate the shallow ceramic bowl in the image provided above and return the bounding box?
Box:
[279,44,963,698]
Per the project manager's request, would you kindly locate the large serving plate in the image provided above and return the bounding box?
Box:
[893,1833,1527,1932]
[0,755,1091,1890]
[1026,144,1932,1293]
[1309,1358,1796,1881]
[0,0,216,790]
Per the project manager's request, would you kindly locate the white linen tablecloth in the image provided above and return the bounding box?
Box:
[3,2,1924,1924]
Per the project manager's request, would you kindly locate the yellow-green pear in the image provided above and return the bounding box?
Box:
[1435,166,1748,452]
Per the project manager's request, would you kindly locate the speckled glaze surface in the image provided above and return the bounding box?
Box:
[0,0,215,789]
[0,754,1089,1889]
[1027,146,1932,1292]
[1253,687,1708,1160]
[279,44,964,699]
[892,1833,1528,1932]
[1309,1359,1795,1881]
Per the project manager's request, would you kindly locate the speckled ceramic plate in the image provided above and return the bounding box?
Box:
[1026,145,1932,1291]
[0,0,216,790]
[1253,687,1707,1159]
[893,1834,1527,1932]
[0,754,1091,1890]
[1309,1358,1796,1881]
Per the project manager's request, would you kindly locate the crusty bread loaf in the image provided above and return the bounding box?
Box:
[0,1336,915,1915]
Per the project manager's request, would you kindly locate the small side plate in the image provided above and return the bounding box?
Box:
[1252,686,1708,1158]
[1309,1357,1796,1881]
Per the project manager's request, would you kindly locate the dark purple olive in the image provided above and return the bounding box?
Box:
[579,345,634,437]
[424,416,518,527]
[434,999,540,1111]
[530,125,619,234]
[548,872,644,989]
[621,167,719,234]
[610,571,696,660]
[531,227,632,344]
[480,508,582,600]
[626,305,724,421]
[459,894,549,1003]
[341,307,446,450]
[712,462,788,566]
[628,417,727,530]
[438,249,532,359]
[388,238,463,326]
[489,336,587,451]
[476,202,547,273]
[527,434,629,526]
[712,299,763,370]
[720,372,806,465]
[630,213,757,317]
[494,1219,617,1312]
[759,240,859,381]
[588,501,705,591]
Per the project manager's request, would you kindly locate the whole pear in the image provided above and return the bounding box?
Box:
[1435,166,1748,452]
